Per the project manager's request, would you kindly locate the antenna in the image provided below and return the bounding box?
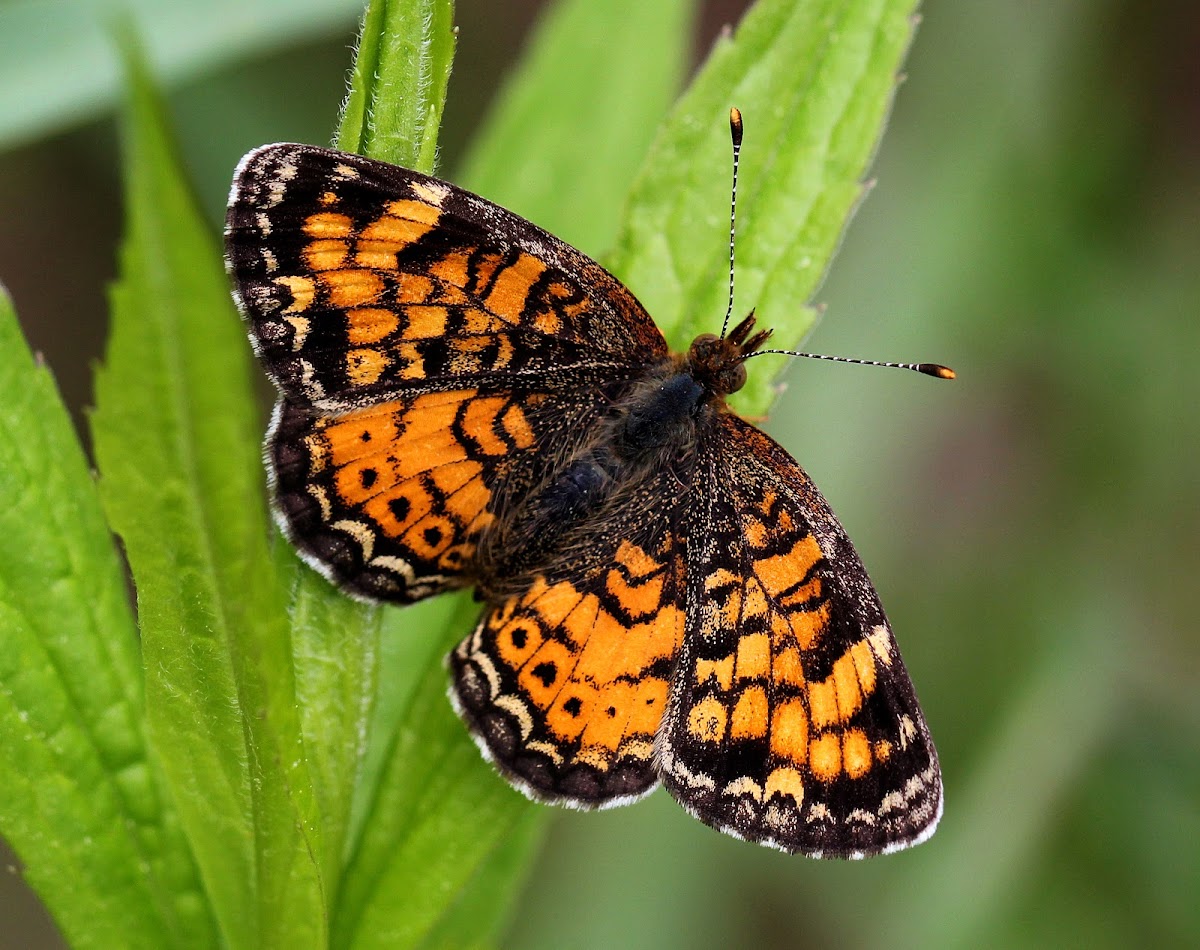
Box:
[719,107,743,340]
[741,349,956,379]
[719,107,955,382]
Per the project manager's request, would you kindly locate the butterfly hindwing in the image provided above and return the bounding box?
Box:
[269,385,616,602]
[226,144,667,412]
[450,470,688,806]
[659,414,942,856]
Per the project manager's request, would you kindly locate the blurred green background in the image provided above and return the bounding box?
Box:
[1,1,1196,947]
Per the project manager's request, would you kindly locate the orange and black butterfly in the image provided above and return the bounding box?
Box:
[224,112,945,857]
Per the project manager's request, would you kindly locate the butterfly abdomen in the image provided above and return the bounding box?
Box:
[535,371,707,524]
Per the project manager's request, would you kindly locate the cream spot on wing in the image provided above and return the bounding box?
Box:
[619,739,654,761]
[331,519,375,559]
[867,625,893,664]
[806,803,832,823]
[284,315,310,350]
[306,484,332,520]
[265,162,296,207]
[299,360,326,399]
[575,746,613,771]
[368,555,416,582]
[466,650,501,697]
[494,694,534,740]
[303,433,328,474]
[411,179,450,206]
[526,740,563,765]
[722,776,763,802]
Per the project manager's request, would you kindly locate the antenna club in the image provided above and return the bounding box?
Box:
[729,107,743,147]
[919,363,956,380]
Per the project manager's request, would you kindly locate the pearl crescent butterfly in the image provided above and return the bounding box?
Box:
[224,111,946,857]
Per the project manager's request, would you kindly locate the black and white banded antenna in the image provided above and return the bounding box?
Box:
[742,348,956,379]
[718,107,744,341]
[721,107,955,381]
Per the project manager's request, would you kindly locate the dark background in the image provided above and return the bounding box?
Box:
[1,1,1196,947]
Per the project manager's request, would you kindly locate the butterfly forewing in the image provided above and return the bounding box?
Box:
[226,144,667,412]
[227,145,667,600]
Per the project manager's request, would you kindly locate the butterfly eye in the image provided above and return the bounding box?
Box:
[690,333,719,359]
[722,361,748,395]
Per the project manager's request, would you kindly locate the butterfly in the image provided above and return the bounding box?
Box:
[223,111,945,857]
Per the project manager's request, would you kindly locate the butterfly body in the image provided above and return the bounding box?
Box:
[475,316,770,598]
[226,141,942,857]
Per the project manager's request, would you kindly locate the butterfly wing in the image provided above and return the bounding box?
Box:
[658,413,942,857]
[268,387,610,601]
[225,145,668,600]
[449,469,687,805]
[226,144,667,410]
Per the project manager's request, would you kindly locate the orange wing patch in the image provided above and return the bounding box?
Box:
[270,389,541,602]
[451,535,684,805]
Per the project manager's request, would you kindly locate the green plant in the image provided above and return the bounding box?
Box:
[0,0,921,946]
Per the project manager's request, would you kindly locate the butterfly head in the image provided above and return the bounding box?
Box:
[686,311,773,399]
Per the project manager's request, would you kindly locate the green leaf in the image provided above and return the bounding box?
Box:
[0,0,365,150]
[608,0,922,416]
[343,592,469,852]
[0,289,211,948]
[336,0,456,166]
[456,0,695,257]
[91,37,325,949]
[282,546,383,915]
[419,809,547,950]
